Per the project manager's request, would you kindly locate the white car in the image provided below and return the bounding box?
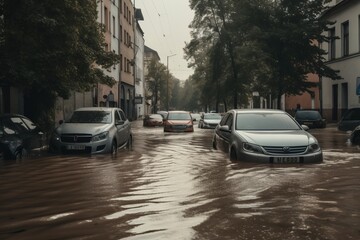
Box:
[49,107,132,154]
[198,113,222,129]
[213,109,323,163]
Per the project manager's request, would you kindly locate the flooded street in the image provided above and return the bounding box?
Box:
[0,120,359,240]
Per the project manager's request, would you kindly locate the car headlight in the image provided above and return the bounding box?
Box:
[307,143,321,153]
[243,142,264,154]
[92,131,109,142]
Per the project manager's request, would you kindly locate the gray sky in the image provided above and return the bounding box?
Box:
[135,0,195,81]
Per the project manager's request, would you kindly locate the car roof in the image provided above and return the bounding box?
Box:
[75,107,120,112]
[231,109,286,114]
[168,110,190,113]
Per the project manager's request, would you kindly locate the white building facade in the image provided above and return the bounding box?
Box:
[134,19,145,118]
[321,0,360,122]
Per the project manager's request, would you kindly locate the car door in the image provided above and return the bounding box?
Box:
[115,109,130,146]
[216,112,233,152]
[20,116,45,150]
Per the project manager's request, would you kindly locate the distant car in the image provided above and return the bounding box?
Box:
[163,111,194,132]
[294,110,326,128]
[338,108,360,131]
[198,113,222,129]
[157,111,168,119]
[49,107,132,154]
[0,114,46,160]
[143,114,164,127]
[350,125,360,144]
[191,113,201,122]
[212,109,323,163]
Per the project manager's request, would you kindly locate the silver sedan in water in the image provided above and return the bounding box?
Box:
[212,109,323,163]
[49,107,132,154]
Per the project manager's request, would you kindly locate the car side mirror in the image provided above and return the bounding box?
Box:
[219,125,230,132]
[301,125,309,131]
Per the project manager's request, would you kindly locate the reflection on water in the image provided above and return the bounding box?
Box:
[0,123,359,240]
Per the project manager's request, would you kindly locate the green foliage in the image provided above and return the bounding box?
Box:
[0,0,119,130]
[185,0,340,110]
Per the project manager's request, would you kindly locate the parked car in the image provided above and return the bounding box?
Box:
[0,114,46,160]
[350,125,360,144]
[212,109,323,163]
[163,111,194,132]
[157,111,168,119]
[198,113,222,129]
[338,108,360,131]
[294,110,326,128]
[143,114,164,127]
[191,113,201,122]
[49,107,132,154]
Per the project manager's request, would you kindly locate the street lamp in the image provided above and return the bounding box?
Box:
[166,54,176,111]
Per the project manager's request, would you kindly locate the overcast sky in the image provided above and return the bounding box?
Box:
[134,0,195,81]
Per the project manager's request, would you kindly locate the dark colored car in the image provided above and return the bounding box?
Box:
[338,108,360,131]
[350,125,360,144]
[0,114,46,160]
[294,110,326,128]
[143,114,164,127]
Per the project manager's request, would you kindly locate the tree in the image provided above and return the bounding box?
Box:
[233,0,340,108]
[0,0,119,130]
[145,59,167,113]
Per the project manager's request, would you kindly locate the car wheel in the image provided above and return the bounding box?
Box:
[126,135,133,151]
[15,148,28,160]
[230,147,237,161]
[111,140,118,155]
[212,137,217,150]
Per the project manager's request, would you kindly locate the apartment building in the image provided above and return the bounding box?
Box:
[321,0,360,122]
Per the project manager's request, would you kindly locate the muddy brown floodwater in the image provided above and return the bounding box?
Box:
[0,121,359,240]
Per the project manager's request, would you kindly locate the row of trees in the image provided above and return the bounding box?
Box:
[145,59,198,113]
[184,0,341,112]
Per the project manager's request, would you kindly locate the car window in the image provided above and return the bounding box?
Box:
[204,113,222,120]
[69,111,112,123]
[10,117,30,133]
[219,113,229,126]
[168,112,191,120]
[115,110,121,122]
[119,110,127,121]
[225,113,233,128]
[236,113,301,130]
[21,117,37,130]
[343,109,360,120]
[1,118,20,134]
[295,111,320,120]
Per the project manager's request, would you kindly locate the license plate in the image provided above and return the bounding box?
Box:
[303,122,312,125]
[67,145,85,150]
[273,157,299,163]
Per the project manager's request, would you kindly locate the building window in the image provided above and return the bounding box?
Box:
[120,54,123,71]
[112,16,116,37]
[342,21,349,56]
[358,15,360,52]
[120,25,122,42]
[329,28,336,60]
[104,7,109,31]
[120,0,123,13]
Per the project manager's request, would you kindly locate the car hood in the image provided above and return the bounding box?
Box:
[204,119,221,124]
[166,120,192,125]
[236,130,315,146]
[56,123,112,135]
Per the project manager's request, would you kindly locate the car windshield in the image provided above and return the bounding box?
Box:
[69,111,112,123]
[168,112,191,120]
[236,113,301,130]
[295,111,320,120]
[204,114,222,120]
[343,109,360,120]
